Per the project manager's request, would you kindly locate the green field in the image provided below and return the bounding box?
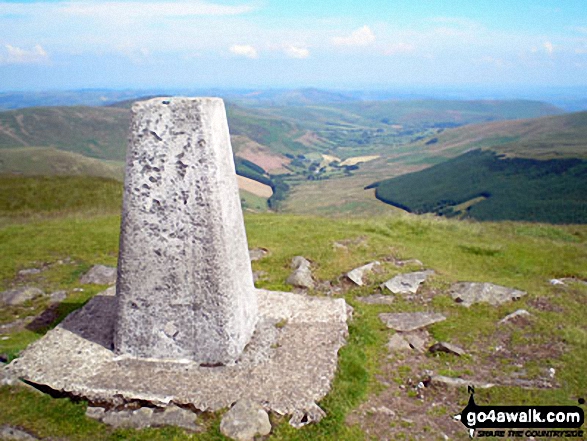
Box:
[0,175,586,439]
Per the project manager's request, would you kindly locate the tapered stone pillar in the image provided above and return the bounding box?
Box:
[114,97,258,365]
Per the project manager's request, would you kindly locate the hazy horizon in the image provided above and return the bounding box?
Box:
[1,0,587,91]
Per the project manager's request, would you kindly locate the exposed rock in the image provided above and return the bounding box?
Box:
[346,261,381,286]
[286,256,314,289]
[403,331,429,353]
[0,287,44,306]
[220,399,271,440]
[79,265,117,285]
[0,426,39,441]
[17,268,42,276]
[0,353,8,363]
[430,375,494,389]
[498,309,532,325]
[549,278,565,286]
[357,293,394,305]
[370,406,395,417]
[386,333,411,352]
[450,282,526,307]
[379,312,446,332]
[249,248,268,261]
[429,342,466,356]
[49,291,67,303]
[381,270,434,295]
[394,259,423,267]
[289,403,326,428]
[86,405,201,431]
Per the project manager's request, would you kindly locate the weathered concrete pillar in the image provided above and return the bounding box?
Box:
[114,97,258,365]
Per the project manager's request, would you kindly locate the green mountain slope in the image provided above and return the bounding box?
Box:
[0,147,124,180]
[371,149,587,224]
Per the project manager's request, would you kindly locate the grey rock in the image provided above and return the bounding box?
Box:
[370,406,395,417]
[249,248,268,261]
[289,403,326,428]
[394,259,423,267]
[86,405,200,431]
[0,426,38,441]
[18,268,42,276]
[379,312,446,332]
[252,271,267,283]
[429,342,466,356]
[498,309,532,325]
[114,97,258,365]
[386,333,411,352]
[80,265,117,285]
[430,375,494,389]
[49,291,67,303]
[0,287,44,306]
[450,282,526,307]
[357,293,394,305]
[346,261,381,286]
[404,332,429,353]
[381,270,434,295]
[549,278,565,286]
[286,256,314,289]
[220,399,271,440]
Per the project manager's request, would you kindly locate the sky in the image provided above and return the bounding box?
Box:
[1,0,587,91]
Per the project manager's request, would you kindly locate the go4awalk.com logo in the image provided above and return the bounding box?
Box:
[454,386,585,438]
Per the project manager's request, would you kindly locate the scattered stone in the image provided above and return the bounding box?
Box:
[333,242,348,251]
[394,258,424,267]
[49,291,67,303]
[403,331,429,353]
[80,265,117,285]
[0,426,39,441]
[87,405,201,431]
[0,287,44,306]
[220,399,271,440]
[249,248,268,261]
[289,403,326,428]
[381,270,434,295]
[549,278,565,286]
[17,268,42,276]
[252,271,267,283]
[371,406,395,417]
[286,256,314,289]
[346,261,381,286]
[379,312,446,332]
[498,309,532,325]
[450,282,526,307]
[357,293,394,305]
[386,333,411,352]
[430,375,494,389]
[0,353,8,363]
[429,342,466,357]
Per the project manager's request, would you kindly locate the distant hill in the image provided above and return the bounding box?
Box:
[369,111,587,223]
[0,106,129,161]
[418,110,587,160]
[0,147,124,180]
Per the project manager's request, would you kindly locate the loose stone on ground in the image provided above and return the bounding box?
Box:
[346,261,381,286]
[450,282,526,307]
[357,293,394,305]
[220,399,271,441]
[381,270,434,295]
[86,405,201,431]
[379,312,446,332]
[498,309,532,325]
[286,256,314,289]
[0,287,44,306]
[79,265,117,285]
[428,342,466,356]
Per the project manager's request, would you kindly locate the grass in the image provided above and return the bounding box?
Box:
[1,183,586,439]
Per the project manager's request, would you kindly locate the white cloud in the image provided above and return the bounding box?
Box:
[332,25,375,47]
[544,41,554,55]
[384,42,415,56]
[1,44,49,64]
[229,44,258,58]
[284,45,309,59]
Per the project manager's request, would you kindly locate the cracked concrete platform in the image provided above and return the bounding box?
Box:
[4,288,349,418]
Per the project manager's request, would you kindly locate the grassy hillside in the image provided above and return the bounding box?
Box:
[417,110,587,161]
[0,147,124,180]
[0,106,130,161]
[371,149,587,224]
[0,177,586,440]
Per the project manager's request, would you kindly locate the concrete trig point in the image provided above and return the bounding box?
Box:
[114,97,257,365]
[4,96,349,429]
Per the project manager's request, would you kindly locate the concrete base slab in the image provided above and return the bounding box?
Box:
[4,289,349,419]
